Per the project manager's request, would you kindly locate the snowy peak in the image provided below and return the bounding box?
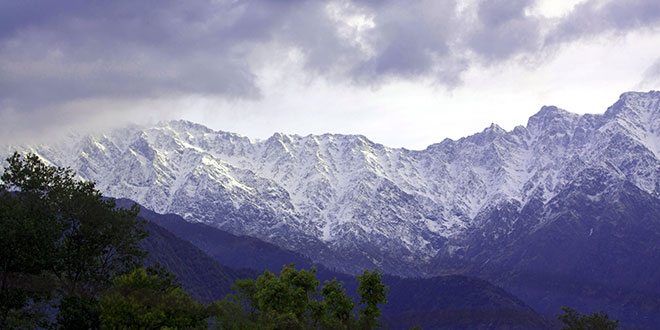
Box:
[526,105,579,137]
[5,90,660,275]
[461,123,508,146]
[603,91,660,136]
[605,90,660,119]
[164,119,215,134]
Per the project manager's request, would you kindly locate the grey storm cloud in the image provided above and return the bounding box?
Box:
[467,0,541,61]
[545,0,660,45]
[0,0,292,110]
[1,0,660,114]
[349,0,458,82]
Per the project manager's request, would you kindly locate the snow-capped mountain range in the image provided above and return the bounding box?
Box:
[5,91,660,276]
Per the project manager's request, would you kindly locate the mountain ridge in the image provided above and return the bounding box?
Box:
[4,90,660,277]
[6,90,660,327]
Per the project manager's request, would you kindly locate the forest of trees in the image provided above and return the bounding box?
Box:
[0,152,388,329]
[0,152,619,329]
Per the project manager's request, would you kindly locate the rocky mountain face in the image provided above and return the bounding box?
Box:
[439,167,660,327]
[7,91,659,273]
[5,91,660,326]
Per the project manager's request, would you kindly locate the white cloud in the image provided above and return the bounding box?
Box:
[177,29,660,149]
[2,0,660,148]
[529,0,589,18]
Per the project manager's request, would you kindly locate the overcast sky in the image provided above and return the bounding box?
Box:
[1,0,660,149]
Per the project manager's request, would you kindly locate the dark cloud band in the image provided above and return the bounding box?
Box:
[1,0,659,115]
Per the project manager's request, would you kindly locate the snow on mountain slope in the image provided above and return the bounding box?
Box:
[4,90,660,275]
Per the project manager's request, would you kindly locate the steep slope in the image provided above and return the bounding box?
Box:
[494,170,660,328]
[140,219,257,302]
[429,166,660,328]
[117,198,316,273]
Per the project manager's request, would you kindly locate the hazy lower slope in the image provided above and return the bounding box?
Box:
[140,218,257,302]
[124,198,317,274]
[130,199,550,329]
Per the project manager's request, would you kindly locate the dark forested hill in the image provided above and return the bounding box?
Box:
[120,199,550,329]
[128,199,315,273]
[139,220,257,302]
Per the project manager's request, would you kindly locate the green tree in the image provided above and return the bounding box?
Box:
[0,152,147,328]
[217,265,390,330]
[211,296,263,330]
[0,153,65,328]
[232,278,259,316]
[99,266,210,329]
[357,269,388,330]
[56,296,101,330]
[254,264,319,328]
[318,279,354,329]
[558,306,619,330]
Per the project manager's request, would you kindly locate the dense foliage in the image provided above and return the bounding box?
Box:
[557,306,619,330]
[99,266,210,329]
[214,265,388,329]
[0,152,147,328]
[356,269,388,329]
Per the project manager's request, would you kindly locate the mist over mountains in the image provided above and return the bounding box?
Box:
[5,90,660,327]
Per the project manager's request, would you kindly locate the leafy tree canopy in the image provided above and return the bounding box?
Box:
[558,306,620,330]
[0,152,147,328]
[99,266,210,330]
[216,264,388,330]
[357,269,388,329]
